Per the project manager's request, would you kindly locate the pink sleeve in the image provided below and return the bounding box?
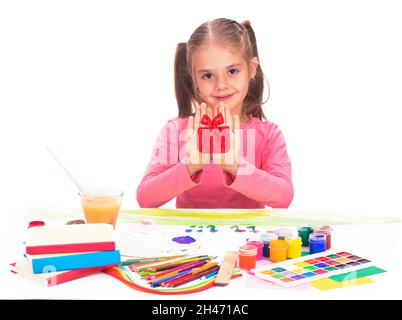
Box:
[136,120,203,208]
[224,124,294,208]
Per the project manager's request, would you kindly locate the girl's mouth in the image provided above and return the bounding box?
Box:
[214,94,234,102]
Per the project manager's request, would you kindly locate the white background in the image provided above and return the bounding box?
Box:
[1,0,402,299]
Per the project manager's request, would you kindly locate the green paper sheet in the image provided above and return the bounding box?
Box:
[329,266,386,282]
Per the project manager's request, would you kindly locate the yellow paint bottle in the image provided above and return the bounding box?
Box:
[269,240,288,262]
[285,236,302,259]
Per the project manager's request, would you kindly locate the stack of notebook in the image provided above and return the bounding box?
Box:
[11,223,121,286]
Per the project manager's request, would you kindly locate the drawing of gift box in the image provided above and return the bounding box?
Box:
[197,113,230,154]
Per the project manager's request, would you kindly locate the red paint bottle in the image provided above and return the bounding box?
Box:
[238,245,257,270]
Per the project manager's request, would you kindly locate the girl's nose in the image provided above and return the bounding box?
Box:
[215,75,229,90]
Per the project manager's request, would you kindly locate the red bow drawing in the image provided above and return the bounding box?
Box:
[197,113,230,154]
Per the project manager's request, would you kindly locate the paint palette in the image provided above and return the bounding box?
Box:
[251,250,373,287]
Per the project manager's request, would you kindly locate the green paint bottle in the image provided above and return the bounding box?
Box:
[298,226,313,247]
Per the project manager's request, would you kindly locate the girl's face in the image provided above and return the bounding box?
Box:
[192,44,258,116]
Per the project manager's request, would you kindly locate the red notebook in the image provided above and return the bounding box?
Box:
[10,259,112,286]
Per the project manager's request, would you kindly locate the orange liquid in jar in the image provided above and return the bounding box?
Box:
[82,196,121,227]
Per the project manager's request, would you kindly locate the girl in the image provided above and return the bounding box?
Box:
[136,18,293,209]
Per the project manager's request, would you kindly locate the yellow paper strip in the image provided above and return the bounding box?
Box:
[123,208,270,219]
[311,277,375,291]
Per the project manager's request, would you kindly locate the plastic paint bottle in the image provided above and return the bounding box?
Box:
[269,240,288,262]
[238,245,257,270]
[262,240,269,258]
[298,226,313,246]
[260,232,278,258]
[285,236,302,259]
[275,228,293,240]
[309,233,327,254]
[246,236,263,260]
[314,225,332,249]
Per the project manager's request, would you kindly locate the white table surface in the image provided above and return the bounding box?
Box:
[2,212,401,300]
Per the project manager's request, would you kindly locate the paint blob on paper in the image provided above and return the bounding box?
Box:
[172,236,196,244]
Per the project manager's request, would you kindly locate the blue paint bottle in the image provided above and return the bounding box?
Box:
[309,233,327,254]
[260,232,278,258]
[262,240,269,257]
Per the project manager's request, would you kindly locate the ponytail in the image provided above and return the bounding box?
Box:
[242,20,268,120]
[174,42,195,117]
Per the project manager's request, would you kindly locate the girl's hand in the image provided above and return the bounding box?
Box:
[212,102,241,176]
[185,101,210,176]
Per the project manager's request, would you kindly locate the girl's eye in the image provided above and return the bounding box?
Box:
[228,68,239,75]
[201,73,213,80]
[201,69,239,80]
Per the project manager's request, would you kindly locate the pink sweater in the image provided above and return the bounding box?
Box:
[136,117,293,209]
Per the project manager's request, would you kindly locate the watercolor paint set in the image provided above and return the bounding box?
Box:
[251,250,373,287]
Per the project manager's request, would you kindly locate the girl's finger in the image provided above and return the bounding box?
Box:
[234,114,241,155]
[218,102,225,124]
[186,116,194,140]
[234,114,240,127]
[213,102,220,119]
[218,101,225,114]
[225,104,232,131]
[194,102,201,132]
[207,105,213,121]
[200,103,207,125]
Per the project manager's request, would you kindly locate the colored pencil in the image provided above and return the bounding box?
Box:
[148,262,192,272]
[202,270,219,280]
[122,258,172,266]
[148,256,211,272]
[150,269,192,288]
[167,266,221,288]
[122,258,162,266]
[135,255,209,272]
[147,260,207,280]
[163,265,220,287]
[192,262,219,274]
[148,259,209,272]
[131,258,187,272]
[149,260,208,283]
[129,260,171,270]
[143,269,172,280]
[144,265,205,283]
[122,254,187,265]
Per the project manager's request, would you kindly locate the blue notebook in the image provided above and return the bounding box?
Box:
[27,250,121,274]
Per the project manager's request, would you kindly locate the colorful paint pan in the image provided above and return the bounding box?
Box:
[251,250,377,287]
